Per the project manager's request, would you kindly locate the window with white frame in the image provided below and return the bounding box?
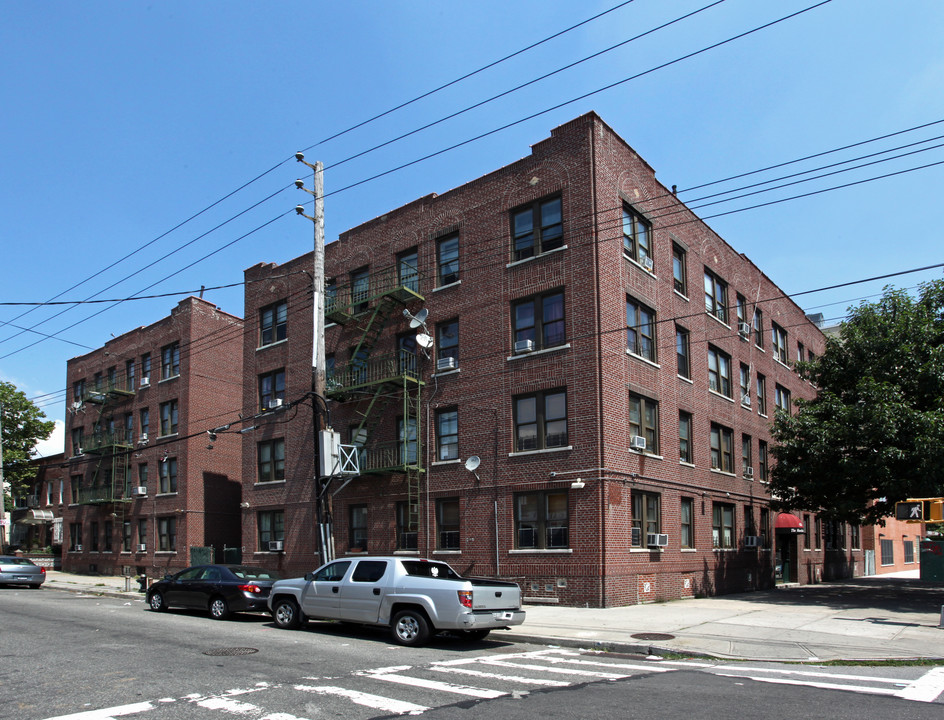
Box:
[622,204,652,267]
[772,322,788,364]
[708,346,732,398]
[436,409,459,461]
[626,296,657,361]
[704,270,728,323]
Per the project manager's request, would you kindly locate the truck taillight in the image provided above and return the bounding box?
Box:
[238,584,261,594]
[457,590,473,609]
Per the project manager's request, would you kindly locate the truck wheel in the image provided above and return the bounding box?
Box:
[391,609,431,646]
[272,598,302,630]
[461,629,491,641]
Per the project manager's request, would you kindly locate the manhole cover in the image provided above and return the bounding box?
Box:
[630,633,675,641]
[202,647,259,656]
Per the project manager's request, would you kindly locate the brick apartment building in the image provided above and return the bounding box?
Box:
[61,297,244,577]
[9,453,66,557]
[240,112,865,606]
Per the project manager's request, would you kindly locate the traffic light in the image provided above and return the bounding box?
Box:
[895,499,944,523]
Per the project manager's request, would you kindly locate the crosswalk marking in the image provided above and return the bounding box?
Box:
[429,665,571,686]
[738,675,901,696]
[44,702,156,720]
[359,671,509,699]
[473,657,632,679]
[897,667,944,703]
[295,684,429,715]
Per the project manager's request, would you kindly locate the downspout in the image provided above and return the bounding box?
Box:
[588,118,607,608]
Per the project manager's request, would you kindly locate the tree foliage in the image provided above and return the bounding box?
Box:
[770,280,944,524]
[1,380,56,509]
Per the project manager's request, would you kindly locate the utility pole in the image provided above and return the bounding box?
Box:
[295,156,332,565]
[0,402,9,551]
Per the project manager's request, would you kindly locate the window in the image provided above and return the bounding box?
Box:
[712,503,735,548]
[103,521,113,552]
[772,323,788,364]
[515,490,568,549]
[258,510,284,551]
[744,507,756,539]
[681,497,694,549]
[260,300,287,346]
[803,514,811,549]
[107,366,116,391]
[756,373,768,415]
[626,296,657,361]
[90,521,99,552]
[124,413,134,444]
[46,480,54,506]
[257,438,286,482]
[739,364,751,405]
[710,423,734,473]
[904,538,915,564]
[398,249,419,293]
[138,519,147,549]
[437,233,459,286]
[679,411,693,464]
[880,539,895,565]
[138,464,148,493]
[707,346,732,397]
[396,502,418,551]
[629,393,659,455]
[159,457,177,493]
[397,333,417,376]
[736,294,748,336]
[125,360,135,391]
[704,270,728,323]
[436,498,460,550]
[514,389,568,451]
[259,369,286,410]
[753,308,764,348]
[436,319,459,367]
[398,417,418,465]
[160,342,180,380]
[622,205,652,267]
[513,290,565,351]
[349,505,367,550]
[159,400,178,436]
[740,435,753,480]
[158,517,176,552]
[775,384,792,414]
[815,517,822,550]
[70,475,80,504]
[351,267,370,314]
[436,409,459,461]
[73,378,85,403]
[512,196,563,261]
[676,325,690,379]
[69,523,82,551]
[71,427,84,456]
[139,408,149,439]
[672,243,687,295]
[851,524,861,551]
[631,490,661,546]
[122,521,132,552]
[760,508,771,548]
[758,440,769,481]
[797,341,805,364]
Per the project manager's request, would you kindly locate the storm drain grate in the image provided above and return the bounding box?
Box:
[630,633,675,641]
[202,647,259,656]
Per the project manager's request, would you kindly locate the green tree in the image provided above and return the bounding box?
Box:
[1,380,56,510]
[770,280,944,525]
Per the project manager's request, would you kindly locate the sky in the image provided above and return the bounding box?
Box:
[2,0,943,456]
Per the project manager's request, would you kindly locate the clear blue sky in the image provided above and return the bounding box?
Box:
[2,0,943,454]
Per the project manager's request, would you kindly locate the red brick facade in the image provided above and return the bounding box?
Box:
[240,113,865,605]
[61,297,244,577]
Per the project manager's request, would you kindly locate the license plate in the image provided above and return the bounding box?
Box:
[15,576,30,581]
[498,611,514,620]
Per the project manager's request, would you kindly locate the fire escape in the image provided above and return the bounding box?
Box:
[76,371,136,520]
[324,263,426,534]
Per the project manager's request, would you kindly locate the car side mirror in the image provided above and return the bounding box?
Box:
[164,574,173,581]
[304,572,314,582]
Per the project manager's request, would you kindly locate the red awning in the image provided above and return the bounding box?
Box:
[774,512,804,531]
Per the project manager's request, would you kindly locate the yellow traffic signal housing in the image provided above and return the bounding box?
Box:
[895,498,944,523]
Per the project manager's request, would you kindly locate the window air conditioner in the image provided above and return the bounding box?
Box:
[630,435,647,451]
[131,486,148,497]
[641,256,654,272]
[741,394,752,407]
[436,356,457,372]
[140,376,150,387]
[268,398,284,409]
[137,544,147,552]
[138,433,148,444]
[514,339,535,354]
[739,321,751,337]
[75,545,83,551]
[744,535,761,548]
[647,533,669,547]
[268,540,284,552]
[744,466,754,479]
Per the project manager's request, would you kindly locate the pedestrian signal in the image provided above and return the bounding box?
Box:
[895,499,944,523]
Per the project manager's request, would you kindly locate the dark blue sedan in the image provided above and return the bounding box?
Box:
[146,564,281,620]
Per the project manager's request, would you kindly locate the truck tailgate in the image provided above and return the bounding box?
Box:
[470,581,521,611]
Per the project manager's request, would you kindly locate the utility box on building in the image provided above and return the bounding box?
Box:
[919,540,944,583]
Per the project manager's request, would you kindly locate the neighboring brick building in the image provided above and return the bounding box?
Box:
[9,453,66,559]
[861,516,925,575]
[62,297,244,577]
[242,112,864,605]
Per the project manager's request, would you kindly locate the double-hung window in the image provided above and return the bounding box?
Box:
[626,296,656,361]
[775,384,792,414]
[676,326,691,379]
[772,323,788,364]
[742,434,753,477]
[158,517,177,552]
[758,440,769,481]
[351,267,370,314]
[257,438,285,482]
[681,498,694,549]
[739,364,751,405]
[161,342,180,380]
[436,498,460,550]
[511,196,563,261]
[707,346,732,398]
[398,417,418,465]
[704,270,728,323]
[349,505,367,550]
[437,233,459,286]
[629,394,659,455]
[259,369,286,411]
[679,411,693,464]
[736,294,748,337]
[398,249,419,293]
[159,457,177,493]
[260,300,287,346]
[436,409,459,461]
[125,359,135,391]
[396,502,418,551]
[622,205,652,268]
[141,353,151,384]
[159,400,178,436]
[436,319,459,368]
[514,389,567,452]
[753,308,764,348]
[258,510,284,550]
[515,490,569,549]
[672,243,687,295]
[757,373,768,415]
[631,490,661,546]
[513,290,565,351]
[710,423,734,473]
[712,503,735,548]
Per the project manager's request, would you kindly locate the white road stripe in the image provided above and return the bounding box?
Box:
[722,674,900,696]
[707,665,914,684]
[295,685,428,715]
[43,702,156,720]
[430,665,571,686]
[896,667,944,703]
[360,672,508,698]
[192,697,260,714]
[474,658,630,679]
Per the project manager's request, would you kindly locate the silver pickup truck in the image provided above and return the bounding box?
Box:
[267,556,525,646]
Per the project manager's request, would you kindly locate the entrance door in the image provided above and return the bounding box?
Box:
[775,536,794,584]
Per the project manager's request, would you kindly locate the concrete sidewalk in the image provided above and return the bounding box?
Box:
[42,569,942,662]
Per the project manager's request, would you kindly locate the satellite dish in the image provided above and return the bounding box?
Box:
[465,456,481,472]
[416,333,433,349]
[408,308,429,329]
